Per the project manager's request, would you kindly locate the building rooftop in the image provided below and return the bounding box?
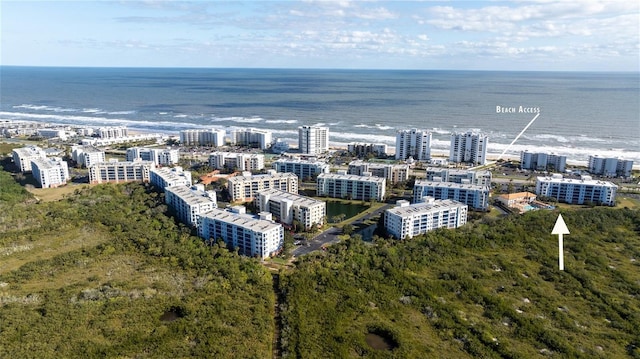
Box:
[318,173,386,183]
[200,207,281,232]
[387,199,466,217]
[165,186,216,206]
[230,172,298,182]
[31,157,65,170]
[415,179,489,190]
[13,146,45,157]
[537,175,617,187]
[257,188,323,207]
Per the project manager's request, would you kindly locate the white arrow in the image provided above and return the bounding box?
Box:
[551,214,570,270]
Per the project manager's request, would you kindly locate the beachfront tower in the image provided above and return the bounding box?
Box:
[449,132,488,165]
[395,129,432,161]
[298,125,329,155]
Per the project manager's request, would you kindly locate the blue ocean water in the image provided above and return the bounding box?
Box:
[1,67,638,163]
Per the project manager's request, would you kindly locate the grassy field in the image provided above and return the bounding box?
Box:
[26,183,91,202]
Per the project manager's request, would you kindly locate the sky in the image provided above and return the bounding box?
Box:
[1,0,639,71]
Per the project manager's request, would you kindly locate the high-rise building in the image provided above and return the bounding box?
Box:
[385,198,467,239]
[347,143,388,158]
[588,156,633,177]
[179,129,226,147]
[198,206,284,258]
[126,147,179,166]
[449,132,488,165]
[298,126,329,155]
[230,128,273,149]
[395,129,432,161]
[98,126,128,139]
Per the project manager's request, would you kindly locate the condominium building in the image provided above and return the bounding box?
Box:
[230,128,273,150]
[385,198,468,239]
[395,129,432,161]
[450,132,488,165]
[72,145,106,168]
[88,160,155,184]
[256,189,326,229]
[198,206,284,258]
[227,172,299,202]
[165,184,217,227]
[150,166,192,189]
[298,125,329,155]
[179,129,226,147]
[588,156,633,178]
[37,128,67,140]
[12,145,47,172]
[425,168,492,186]
[520,151,567,172]
[347,143,388,158]
[348,160,410,184]
[316,173,386,201]
[535,174,617,206]
[413,180,490,211]
[98,126,128,139]
[272,158,330,180]
[126,147,179,166]
[208,152,265,172]
[30,157,70,188]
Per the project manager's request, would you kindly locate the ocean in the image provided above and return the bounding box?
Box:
[1,67,638,164]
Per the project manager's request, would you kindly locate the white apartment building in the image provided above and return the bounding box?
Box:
[588,156,633,178]
[37,128,67,140]
[413,180,490,211]
[126,147,179,166]
[395,129,432,161]
[298,126,329,155]
[179,129,226,147]
[89,160,155,184]
[230,128,273,150]
[198,206,284,258]
[316,173,386,202]
[272,158,330,180]
[425,168,492,186]
[347,143,388,158]
[150,166,192,189]
[520,151,567,173]
[348,160,410,185]
[227,172,299,202]
[72,145,105,168]
[165,185,217,227]
[12,145,47,172]
[535,174,617,206]
[385,198,468,239]
[30,157,70,188]
[450,132,488,165]
[208,152,265,172]
[98,126,128,139]
[256,189,326,229]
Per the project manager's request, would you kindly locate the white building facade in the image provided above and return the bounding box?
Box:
[385,198,468,239]
[230,128,273,149]
[255,189,326,229]
[126,147,179,166]
[588,156,633,178]
[348,160,410,185]
[298,126,329,155]
[449,132,488,165]
[535,174,617,206]
[208,152,265,172]
[30,157,70,188]
[227,172,299,202]
[12,146,47,172]
[395,129,432,161]
[316,173,386,201]
[89,160,155,184]
[272,158,330,180]
[520,151,567,173]
[347,143,388,158]
[72,145,106,168]
[425,168,492,186]
[180,129,226,147]
[98,126,128,139]
[165,185,217,227]
[413,180,490,211]
[150,166,193,189]
[198,207,284,258]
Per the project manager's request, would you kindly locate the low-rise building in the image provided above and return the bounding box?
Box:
[316,173,386,201]
[72,145,105,168]
[37,128,67,140]
[272,158,330,181]
[150,166,192,189]
[348,160,410,184]
[88,160,155,184]
[12,145,47,172]
[256,189,326,229]
[227,171,298,202]
[424,168,492,186]
[385,198,467,239]
[30,157,70,188]
[535,174,617,206]
[413,180,490,211]
[165,184,217,227]
[209,152,265,172]
[347,142,387,157]
[198,206,284,258]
